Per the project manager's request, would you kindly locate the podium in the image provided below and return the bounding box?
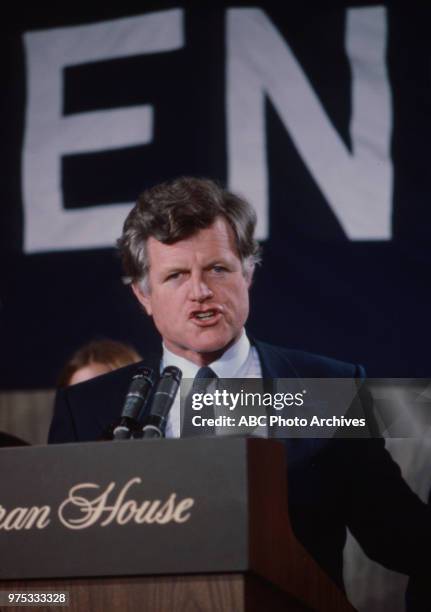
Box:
[0,438,355,611]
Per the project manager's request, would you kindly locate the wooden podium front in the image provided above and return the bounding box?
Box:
[0,438,355,612]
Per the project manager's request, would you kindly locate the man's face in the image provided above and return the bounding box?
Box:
[132,217,252,366]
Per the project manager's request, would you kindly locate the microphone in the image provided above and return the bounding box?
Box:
[140,366,182,439]
[112,367,156,440]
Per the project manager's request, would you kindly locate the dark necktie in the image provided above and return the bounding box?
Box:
[181,367,218,437]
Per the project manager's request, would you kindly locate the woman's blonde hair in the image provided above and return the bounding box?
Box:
[58,339,142,387]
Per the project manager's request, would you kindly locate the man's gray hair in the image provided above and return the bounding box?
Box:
[117,177,261,289]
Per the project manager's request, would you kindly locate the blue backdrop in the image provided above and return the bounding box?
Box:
[1,2,431,388]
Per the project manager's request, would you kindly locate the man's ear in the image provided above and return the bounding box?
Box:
[132,282,152,316]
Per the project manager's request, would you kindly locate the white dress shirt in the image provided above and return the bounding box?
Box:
[161,329,262,438]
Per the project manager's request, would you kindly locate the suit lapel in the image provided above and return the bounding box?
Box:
[251,338,327,464]
[252,338,299,379]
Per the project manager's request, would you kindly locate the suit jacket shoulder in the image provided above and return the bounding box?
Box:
[254,340,364,379]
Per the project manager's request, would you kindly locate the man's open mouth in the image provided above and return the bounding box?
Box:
[190,309,221,323]
[194,310,216,320]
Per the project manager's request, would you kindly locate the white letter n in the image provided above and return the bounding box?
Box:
[226,7,392,240]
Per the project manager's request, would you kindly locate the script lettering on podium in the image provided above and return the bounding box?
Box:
[58,478,195,529]
[0,504,51,530]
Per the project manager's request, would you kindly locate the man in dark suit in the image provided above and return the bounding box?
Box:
[49,177,430,594]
